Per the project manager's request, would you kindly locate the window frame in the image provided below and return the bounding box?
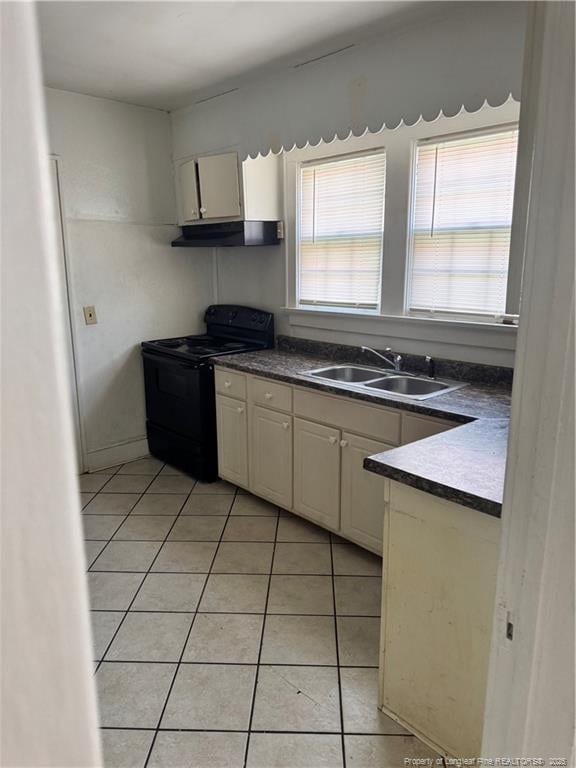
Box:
[283,100,521,333]
[404,122,520,322]
[295,147,387,313]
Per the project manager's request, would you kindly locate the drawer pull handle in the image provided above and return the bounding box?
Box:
[200,206,207,214]
[265,392,273,400]
[329,436,338,445]
[340,439,349,448]
[237,406,244,413]
[224,381,231,388]
[282,422,290,430]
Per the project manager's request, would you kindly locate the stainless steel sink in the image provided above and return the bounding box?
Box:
[306,365,393,383]
[302,366,467,400]
[364,376,452,397]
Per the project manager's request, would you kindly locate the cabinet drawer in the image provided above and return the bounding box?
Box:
[401,413,455,445]
[215,368,246,400]
[294,388,400,445]
[249,376,292,413]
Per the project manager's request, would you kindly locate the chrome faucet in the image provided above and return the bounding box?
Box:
[361,346,403,372]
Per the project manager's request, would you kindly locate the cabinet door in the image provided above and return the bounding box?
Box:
[178,159,200,223]
[249,406,292,509]
[293,418,340,530]
[340,432,392,554]
[197,152,241,219]
[216,395,248,487]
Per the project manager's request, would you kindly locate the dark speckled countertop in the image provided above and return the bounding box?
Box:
[214,348,511,517]
[364,419,509,517]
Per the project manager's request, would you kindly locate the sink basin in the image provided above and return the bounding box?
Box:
[306,365,391,383]
[365,377,451,397]
[303,366,467,400]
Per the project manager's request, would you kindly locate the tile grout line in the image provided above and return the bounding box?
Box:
[330,532,347,768]
[142,485,241,768]
[96,659,378,669]
[93,464,194,674]
[100,726,412,737]
[88,469,165,585]
[83,463,168,554]
[89,567,378,578]
[242,507,281,768]
[92,610,380,617]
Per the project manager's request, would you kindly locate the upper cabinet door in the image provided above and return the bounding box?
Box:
[178,159,200,223]
[197,152,242,219]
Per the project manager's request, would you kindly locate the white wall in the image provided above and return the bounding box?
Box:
[1,6,100,765]
[45,88,214,470]
[171,2,526,160]
[482,3,575,757]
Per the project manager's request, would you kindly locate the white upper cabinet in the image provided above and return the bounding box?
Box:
[197,152,241,220]
[175,150,281,226]
[178,158,200,223]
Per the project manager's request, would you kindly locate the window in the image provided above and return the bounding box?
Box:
[297,151,386,310]
[407,127,519,317]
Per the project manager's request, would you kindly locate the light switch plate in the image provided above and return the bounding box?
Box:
[83,305,97,325]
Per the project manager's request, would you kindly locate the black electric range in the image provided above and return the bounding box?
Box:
[141,305,274,481]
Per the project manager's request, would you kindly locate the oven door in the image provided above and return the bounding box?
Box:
[142,351,213,442]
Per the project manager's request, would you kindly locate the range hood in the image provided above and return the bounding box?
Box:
[171,221,282,248]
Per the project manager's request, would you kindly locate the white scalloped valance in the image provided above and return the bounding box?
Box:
[172,3,527,160]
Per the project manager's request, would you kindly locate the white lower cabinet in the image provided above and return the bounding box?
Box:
[340,433,392,554]
[216,395,248,487]
[215,369,458,554]
[293,418,341,530]
[249,405,293,508]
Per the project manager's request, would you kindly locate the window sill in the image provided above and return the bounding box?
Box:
[282,306,518,359]
[283,306,518,332]
[291,305,381,318]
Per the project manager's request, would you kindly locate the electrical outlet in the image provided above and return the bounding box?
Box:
[83,306,97,325]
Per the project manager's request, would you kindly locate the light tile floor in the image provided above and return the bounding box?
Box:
[83,457,441,768]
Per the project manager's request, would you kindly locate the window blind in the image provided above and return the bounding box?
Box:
[408,128,519,316]
[298,152,386,309]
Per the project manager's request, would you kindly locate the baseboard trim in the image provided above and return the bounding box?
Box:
[85,437,149,472]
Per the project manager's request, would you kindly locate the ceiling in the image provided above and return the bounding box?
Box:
[38,1,421,111]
